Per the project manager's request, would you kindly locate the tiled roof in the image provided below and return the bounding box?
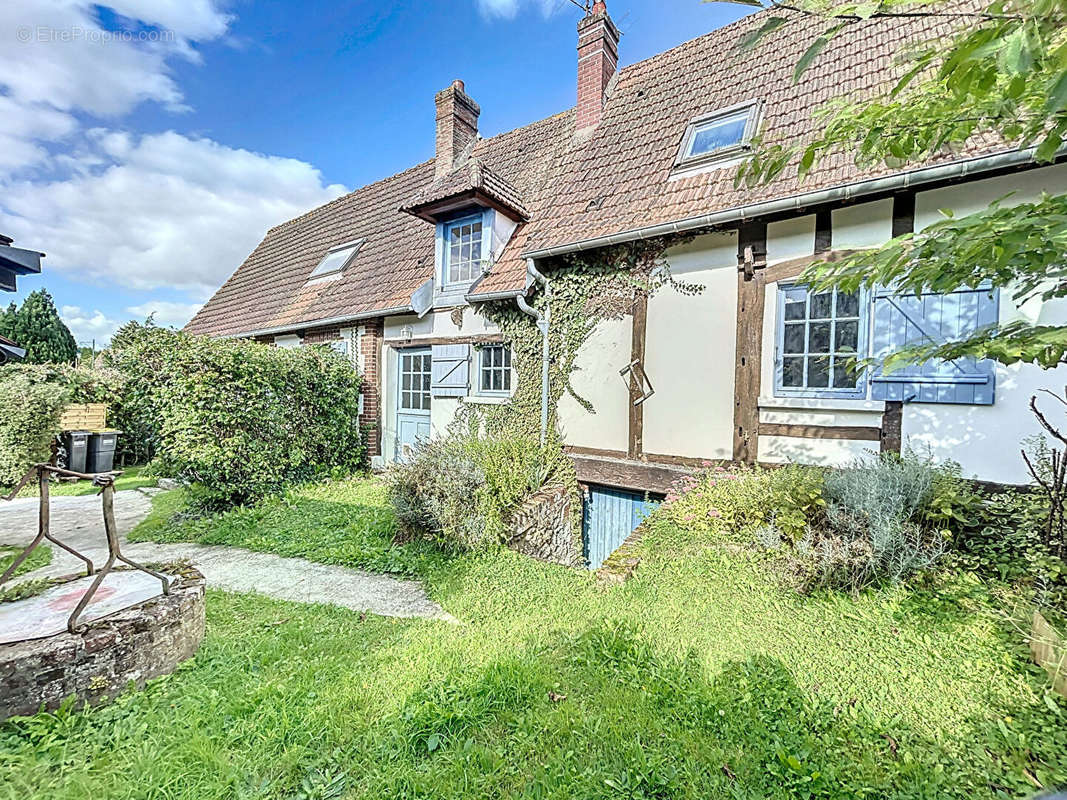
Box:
[187,112,573,336]
[189,8,1010,335]
[472,10,998,295]
[401,156,530,221]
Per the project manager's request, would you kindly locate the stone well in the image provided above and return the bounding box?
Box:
[0,568,205,720]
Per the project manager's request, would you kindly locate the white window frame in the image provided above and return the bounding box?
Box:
[477,343,512,396]
[673,100,761,172]
[774,283,869,400]
[443,214,485,289]
[308,239,364,281]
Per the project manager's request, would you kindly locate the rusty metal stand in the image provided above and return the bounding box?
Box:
[0,464,171,632]
[0,465,94,583]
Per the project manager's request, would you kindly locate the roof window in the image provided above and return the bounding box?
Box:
[309,239,363,279]
[674,101,761,172]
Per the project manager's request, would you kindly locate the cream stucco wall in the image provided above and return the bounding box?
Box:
[557,315,632,453]
[642,232,738,459]
[384,307,499,341]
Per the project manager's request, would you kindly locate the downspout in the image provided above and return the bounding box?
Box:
[515,258,550,446]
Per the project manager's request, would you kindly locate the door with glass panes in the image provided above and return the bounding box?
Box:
[396,348,431,461]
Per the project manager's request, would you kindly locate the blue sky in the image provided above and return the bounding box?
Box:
[1,0,753,344]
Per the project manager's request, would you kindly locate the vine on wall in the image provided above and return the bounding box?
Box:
[462,233,703,549]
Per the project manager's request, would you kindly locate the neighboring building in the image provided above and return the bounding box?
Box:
[0,234,44,362]
[0,235,43,295]
[189,2,1067,558]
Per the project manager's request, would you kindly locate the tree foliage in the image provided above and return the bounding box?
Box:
[105,322,365,508]
[727,0,1067,368]
[3,290,77,364]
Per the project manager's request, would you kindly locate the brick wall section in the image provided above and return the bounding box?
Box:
[358,317,384,457]
[575,5,620,133]
[0,569,205,720]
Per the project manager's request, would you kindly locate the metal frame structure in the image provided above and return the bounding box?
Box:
[0,464,170,632]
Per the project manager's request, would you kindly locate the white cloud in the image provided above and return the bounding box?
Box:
[0,131,348,295]
[1,0,231,117]
[61,305,120,345]
[476,0,567,20]
[0,0,347,306]
[125,300,203,328]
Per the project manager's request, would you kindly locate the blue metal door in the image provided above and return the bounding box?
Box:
[583,485,659,569]
[396,348,431,461]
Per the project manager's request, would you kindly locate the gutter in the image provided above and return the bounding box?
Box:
[466,287,526,302]
[522,149,1037,259]
[217,304,413,339]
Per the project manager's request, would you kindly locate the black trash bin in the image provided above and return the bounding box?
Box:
[62,430,90,473]
[86,430,120,474]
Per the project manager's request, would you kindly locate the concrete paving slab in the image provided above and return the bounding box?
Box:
[0,490,450,621]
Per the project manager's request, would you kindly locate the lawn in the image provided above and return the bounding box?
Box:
[0,544,51,578]
[128,477,448,578]
[1,477,1065,799]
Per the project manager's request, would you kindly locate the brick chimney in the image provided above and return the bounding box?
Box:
[576,0,619,135]
[435,79,480,179]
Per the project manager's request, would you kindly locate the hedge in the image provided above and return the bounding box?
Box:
[106,323,364,508]
[0,364,122,485]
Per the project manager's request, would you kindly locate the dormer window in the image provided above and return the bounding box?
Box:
[674,101,760,173]
[309,239,363,280]
[445,216,483,286]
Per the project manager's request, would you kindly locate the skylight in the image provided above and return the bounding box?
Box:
[675,101,760,171]
[309,239,363,279]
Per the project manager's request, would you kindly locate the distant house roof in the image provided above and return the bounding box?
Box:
[187,9,1015,338]
[0,234,44,293]
[0,334,26,362]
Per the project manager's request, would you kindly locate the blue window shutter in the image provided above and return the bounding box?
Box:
[871,286,997,405]
[430,344,470,397]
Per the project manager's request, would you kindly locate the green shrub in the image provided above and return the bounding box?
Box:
[764,464,826,540]
[661,452,966,593]
[0,364,123,485]
[956,488,1066,615]
[385,421,564,549]
[660,463,825,542]
[104,323,364,508]
[778,451,952,591]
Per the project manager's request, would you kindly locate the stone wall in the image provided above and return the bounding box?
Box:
[0,569,205,720]
[507,485,584,567]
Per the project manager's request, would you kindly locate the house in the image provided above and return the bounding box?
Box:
[188,2,1067,563]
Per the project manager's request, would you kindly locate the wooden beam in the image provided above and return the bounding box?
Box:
[569,453,685,496]
[892,192,915,238]
[814,208,832,254]
[733,222,767,463]
[758,422,881,441]
[880,401,903,454]
[762,249,863,284]
[628,293,648,459]
[565,445,731,471]
[382,333,504,347]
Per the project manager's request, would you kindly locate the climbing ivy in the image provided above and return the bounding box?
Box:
[475,234,700,441]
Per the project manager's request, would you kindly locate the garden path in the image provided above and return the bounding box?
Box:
[0,489,450,621]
